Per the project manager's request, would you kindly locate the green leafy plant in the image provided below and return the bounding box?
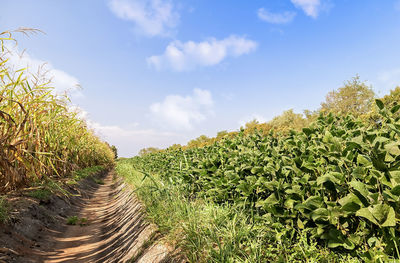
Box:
[66,216,79,225]
[79,217,88,226]
[66,216,88,226]
[126,100,400,261]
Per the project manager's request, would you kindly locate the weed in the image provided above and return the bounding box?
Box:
[93,178,104,185]
[66,216,79,225]
[79,217,88,226]
[66,216,88,226]
[0,196,9,223]
[73,166,105,181]
[66,179,78,185]
[28,188,52,201]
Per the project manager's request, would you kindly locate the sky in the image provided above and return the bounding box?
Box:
[2,0,400,157]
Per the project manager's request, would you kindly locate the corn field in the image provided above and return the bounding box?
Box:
[0,30,115,191]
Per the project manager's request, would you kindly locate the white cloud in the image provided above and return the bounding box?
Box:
[4,45,82,97]
[88,120,180,156]
[150,88,213,130]
[67,105,180,157]
[291,0,321,18]
[257,8,296,24]
[108,0,179,37]
[238,114,268,127]
[147,35,258,71]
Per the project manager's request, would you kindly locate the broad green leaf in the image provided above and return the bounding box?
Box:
[251,166,263,174]
[311,208,329,221]
[381,206,396,227]
[376,99,384,110]
[357,154,371,166]
[302,196,323,210]
[350,180,370,204]
[390,171,400,184]
[385,142,400,156]
[317,172,344,186]
[338,193,362,212]
[297,218,304,229]
[356,204,396,227]
[356,207,379,225]
[391,185,400,196]
[265,193,279,205]
[390,104,400,114]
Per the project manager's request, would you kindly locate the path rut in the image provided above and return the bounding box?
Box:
[42,171,175,263]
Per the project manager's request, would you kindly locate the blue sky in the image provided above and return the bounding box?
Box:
[2,0,400,156]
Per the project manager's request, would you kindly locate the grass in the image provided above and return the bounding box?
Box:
[92,178,105,185]
[66,216,88,226]
[73,165,105,181]
[28,165,106,201]
[28,188,52,201]
[116,160,361,263]
[67,165,106,185]
[0,196,8,223]
[66,216,79,225]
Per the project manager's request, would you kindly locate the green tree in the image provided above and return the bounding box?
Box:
[381,86,400,109]
[186,135,211,148]
[111,145,118,159]
[269,109,308,132]
[320,76,375,116]
[216,130,228,140]
[138,147,160,156]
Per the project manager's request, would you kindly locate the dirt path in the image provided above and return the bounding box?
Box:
[40,171,179,263]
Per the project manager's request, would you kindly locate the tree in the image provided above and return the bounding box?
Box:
[269,109,308,133]
[381,86,400,109]
[167,144,182,151]
[111,145,118,159]
[186,135,211,148]
[216,130,228,141]
[320,76,375,116]
[138,147,160,156]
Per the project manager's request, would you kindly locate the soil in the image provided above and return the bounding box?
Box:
[0,170,184,263]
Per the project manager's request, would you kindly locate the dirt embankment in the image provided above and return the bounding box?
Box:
[0,171,183,263]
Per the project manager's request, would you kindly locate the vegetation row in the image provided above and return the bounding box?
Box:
[130,95,400,261]
[0,30,115,192]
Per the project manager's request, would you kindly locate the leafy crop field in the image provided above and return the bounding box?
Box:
[122,101,400,262]
[0,30,115,191]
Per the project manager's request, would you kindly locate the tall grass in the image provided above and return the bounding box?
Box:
[0,30,114,191]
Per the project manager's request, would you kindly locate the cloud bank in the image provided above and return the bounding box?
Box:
[257,8,296,24]
[291,0,321,18]
[150,88,213,130]
[147,35,258,71]
[108,0,179,37]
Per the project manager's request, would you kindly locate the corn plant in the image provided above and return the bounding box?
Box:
[0,30,114,191]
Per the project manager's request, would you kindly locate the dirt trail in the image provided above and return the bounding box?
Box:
[0,171,182,263]
[43,171,180,263]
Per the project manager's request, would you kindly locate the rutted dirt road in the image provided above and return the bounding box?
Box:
[0,171,182,263]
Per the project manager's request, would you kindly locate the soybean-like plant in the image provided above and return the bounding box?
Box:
[131,101,400,261]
